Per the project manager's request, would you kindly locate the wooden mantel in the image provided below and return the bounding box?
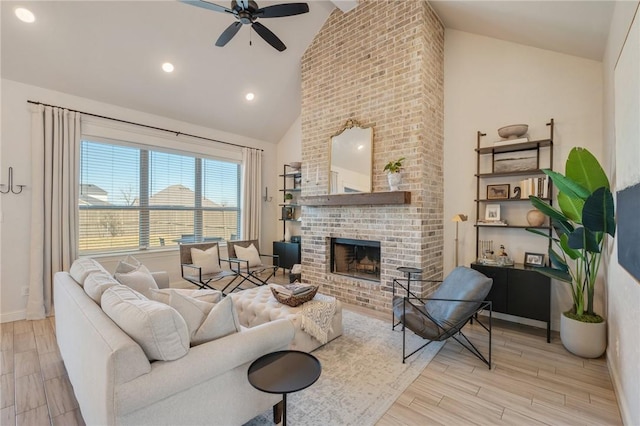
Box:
[300,191,411,206]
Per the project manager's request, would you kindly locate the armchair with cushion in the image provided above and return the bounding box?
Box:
[226,240,279,291]
[180,242,239,292]
[392,266,493,367]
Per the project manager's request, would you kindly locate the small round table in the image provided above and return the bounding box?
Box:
[248,350,321,426]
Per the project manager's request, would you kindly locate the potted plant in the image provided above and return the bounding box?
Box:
[527,147,615,358]
[383,157,405,191]
[284,192,293,204]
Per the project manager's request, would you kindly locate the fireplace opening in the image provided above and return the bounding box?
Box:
[330,238,381,282]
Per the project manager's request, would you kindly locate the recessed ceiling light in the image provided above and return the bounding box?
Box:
[162,62,174,73]
[245,92,255,101]
[15,7,35,23]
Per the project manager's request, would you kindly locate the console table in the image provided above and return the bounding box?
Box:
[471,262,551,342]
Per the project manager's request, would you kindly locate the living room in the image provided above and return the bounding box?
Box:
[1,0,639,425]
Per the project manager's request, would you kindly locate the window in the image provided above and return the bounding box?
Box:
[79,140,240,254]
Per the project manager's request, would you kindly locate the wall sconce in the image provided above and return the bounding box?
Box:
[0,167,26,195]
[452,213,468,267]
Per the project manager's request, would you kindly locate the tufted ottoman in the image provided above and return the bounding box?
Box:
[230,286,343,352]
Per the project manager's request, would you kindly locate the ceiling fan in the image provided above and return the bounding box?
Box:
[181,0,310,52]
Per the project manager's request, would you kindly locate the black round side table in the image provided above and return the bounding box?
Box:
[248,350,321,426]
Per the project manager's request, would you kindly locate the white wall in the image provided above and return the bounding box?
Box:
[602,2,640,424]
[0,78,278,322]
[443,30,604,331]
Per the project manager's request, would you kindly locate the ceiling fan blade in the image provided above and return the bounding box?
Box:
[251,22,286,51]
[180,0,235,15]
[255,3,309,18]
[216,21,243,47]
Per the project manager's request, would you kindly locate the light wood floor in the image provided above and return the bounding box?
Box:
[1,300,623,425]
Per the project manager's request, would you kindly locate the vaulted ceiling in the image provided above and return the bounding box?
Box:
[1,1,615,143]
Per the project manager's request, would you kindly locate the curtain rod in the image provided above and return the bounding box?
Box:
[26,100,263,152]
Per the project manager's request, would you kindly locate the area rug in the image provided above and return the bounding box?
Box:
[245,309,444,426]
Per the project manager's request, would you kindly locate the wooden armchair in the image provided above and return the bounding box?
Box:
[226,239,279,291]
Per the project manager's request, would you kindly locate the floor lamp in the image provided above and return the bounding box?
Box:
[452,214,468,267]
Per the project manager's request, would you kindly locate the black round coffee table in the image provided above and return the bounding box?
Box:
[248,350,321,426]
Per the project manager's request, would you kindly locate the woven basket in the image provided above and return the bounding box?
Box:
[270,286,318,307]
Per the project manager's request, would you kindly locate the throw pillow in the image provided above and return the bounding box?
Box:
[192,296,241,346]
[114,255,142,274]
[148,288,223,305]
[114,264,159,298]
[101,285,189,361]
[190,247,222,275]
[84,271,119,305]
[169,292,215,340]
[69,258,109,286]
[234,243,261,267]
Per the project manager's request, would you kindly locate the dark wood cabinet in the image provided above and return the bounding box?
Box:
[471,262,551,342]
[273,241,301,271]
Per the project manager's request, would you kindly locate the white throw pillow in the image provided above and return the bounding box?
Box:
[192,296,241,346]
[101,285,189,361]
[114,255,142,274]
[69,258,109,286]
[190,247,222,275]
[169,292,215,340]
[84,272,119,305]
[234,243,262,267]
[114,264,159,298]
[148,288,223,305]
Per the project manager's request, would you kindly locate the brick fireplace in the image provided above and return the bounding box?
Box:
[299,0,445,314]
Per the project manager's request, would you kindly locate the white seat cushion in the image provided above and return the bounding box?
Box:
[102,285,189,361]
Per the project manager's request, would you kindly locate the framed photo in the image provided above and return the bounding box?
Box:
[487,184,510,200]
[485,204,501,221]
[493,149,538,173]
[524,252,545,267]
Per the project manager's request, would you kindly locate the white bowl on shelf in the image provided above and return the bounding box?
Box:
[289,162,302,170]
[498,124,528,139]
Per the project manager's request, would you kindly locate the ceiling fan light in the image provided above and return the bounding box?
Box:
[162,62,175,73]
[15,7,35,23]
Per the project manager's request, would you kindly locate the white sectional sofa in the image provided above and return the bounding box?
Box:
[54,264,295,426]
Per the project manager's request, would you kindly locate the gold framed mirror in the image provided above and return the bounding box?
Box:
[329,119,373,194]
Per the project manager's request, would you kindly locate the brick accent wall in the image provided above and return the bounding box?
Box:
[300,0,444,314]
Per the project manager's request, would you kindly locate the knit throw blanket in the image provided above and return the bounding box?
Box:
[301,293,337,344]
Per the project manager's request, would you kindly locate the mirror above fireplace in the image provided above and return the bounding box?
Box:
[329,119,373,194]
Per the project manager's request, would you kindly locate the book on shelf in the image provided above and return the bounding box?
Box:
[477,220,508,226]
[518,176,549,199]
[493,137,529,147]
[272,283,315,297]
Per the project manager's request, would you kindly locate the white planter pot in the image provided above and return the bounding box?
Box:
[560,313,607,358]
[387,172,401,191]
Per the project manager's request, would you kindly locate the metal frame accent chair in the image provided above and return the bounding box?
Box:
[392,266,493,368]
[180,242,239,292]
[226,239,279,290]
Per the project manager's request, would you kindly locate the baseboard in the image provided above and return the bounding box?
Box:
[1,309,26,323]
[607,353,633,425]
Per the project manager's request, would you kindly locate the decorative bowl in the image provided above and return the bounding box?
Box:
[289,161,302,170]
[498,124,528,139]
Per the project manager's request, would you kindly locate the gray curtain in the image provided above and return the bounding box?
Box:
[27,105,80,319]
[241,148,262,240]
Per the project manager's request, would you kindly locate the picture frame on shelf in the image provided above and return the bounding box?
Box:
[487,184,510,200]
[524,252,545,267]
[493,149,538,173]
[485,204,501,221]
[282,206,294,220]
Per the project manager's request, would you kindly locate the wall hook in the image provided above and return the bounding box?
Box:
[0,167,26,195]
[263,186,272,202]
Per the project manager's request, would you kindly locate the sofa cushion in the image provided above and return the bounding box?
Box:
[234,243,261,267]
[192,296,241,346]
[102,285,189,361]
[69,257,109,286]
[169,292,215,339]
[84,271,120,305]
[148,288,222,305]
[114,264,159,298]
[190,247,222,274]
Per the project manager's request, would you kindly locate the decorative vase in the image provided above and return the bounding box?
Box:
[526,209,545,226]
[284,223,291,242]
[560,313,607,358]
[387,172,401,191]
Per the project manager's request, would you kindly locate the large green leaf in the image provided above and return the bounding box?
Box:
[557,192,584,223]
[530,196,568,223]
[565,147,610,193]
[549,248,569,272]
[531,266,572,283]
[543,169,590,199]
[526,227,559,242]
[560,233,582,259]
[568,227,601,253]
[583,187,616,237]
